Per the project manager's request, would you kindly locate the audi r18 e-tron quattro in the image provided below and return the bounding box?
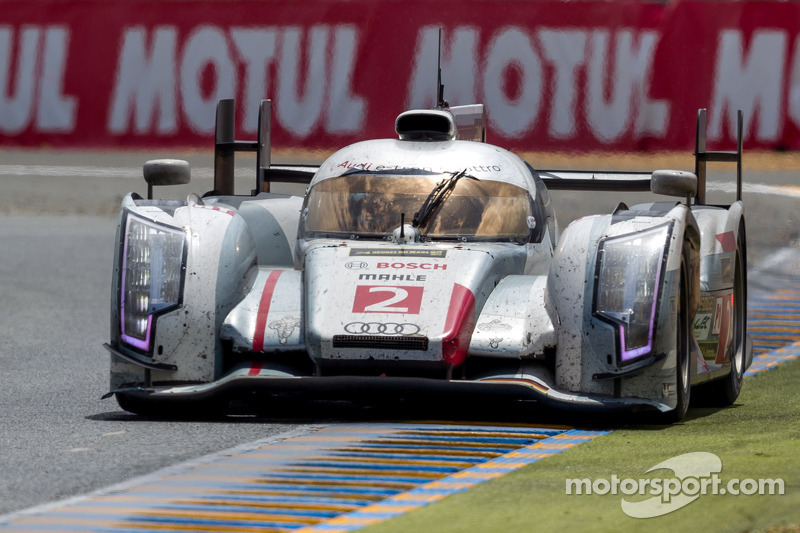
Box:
[104,98,751,422]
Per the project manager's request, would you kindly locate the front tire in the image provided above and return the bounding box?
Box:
[661,259,692,423]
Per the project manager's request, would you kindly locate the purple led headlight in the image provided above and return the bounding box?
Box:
[594,223,671,364]
[120,213,185,352]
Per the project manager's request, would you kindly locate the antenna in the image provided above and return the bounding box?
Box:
[436,27,449,109]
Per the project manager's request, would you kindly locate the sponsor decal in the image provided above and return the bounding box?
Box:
[477,318,513,332]
[8,2,800,151]
[345,261,369,270]
[350,248,447,258]
[344,322,421,336]
[377,262,447,270]
[693,313,712,341]
[337,161,373,171]
[695,294,718,360]
[358,274,427,282]
[352,285,424,314]
[720,255,733,282]
[268,315,301,345]
[0,25,76,135]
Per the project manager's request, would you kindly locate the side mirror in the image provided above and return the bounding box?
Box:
[651,169,697,201]
[143,159,191,199]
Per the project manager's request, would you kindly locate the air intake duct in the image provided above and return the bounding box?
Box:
[395,109,457,141]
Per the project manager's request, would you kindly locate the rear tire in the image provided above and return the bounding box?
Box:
[697,238,746,406]
[719,245,746,404]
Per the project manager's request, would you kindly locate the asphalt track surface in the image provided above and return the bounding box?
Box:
[1,149,799,528]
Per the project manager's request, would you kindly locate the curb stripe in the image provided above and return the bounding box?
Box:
[295,430,608,533]
[0,424,579,532]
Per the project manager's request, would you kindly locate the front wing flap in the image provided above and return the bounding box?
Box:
[110,362,671,414]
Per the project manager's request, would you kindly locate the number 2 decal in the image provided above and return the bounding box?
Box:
[353,286,424,314]
[364,287,410,312]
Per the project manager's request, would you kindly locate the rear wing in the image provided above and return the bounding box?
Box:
[537,108,743,206]
[214,100,742,205]
[538,171,651,192]
[213,99,316,195]
[214,99,486,194]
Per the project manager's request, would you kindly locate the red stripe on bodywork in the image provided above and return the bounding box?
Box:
[715,294,733,365]
[442,283,476,366]
[248,362,265,376]
[716,231,736,252]
[252,270,284,352]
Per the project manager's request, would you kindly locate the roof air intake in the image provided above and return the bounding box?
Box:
[395,109,456,141]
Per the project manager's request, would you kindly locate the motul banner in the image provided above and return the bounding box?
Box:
[1,0,798,151]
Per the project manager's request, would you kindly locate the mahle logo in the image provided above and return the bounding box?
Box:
[566,452,784,518]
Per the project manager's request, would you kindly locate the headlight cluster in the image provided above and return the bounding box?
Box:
[120,213,186,352]
[595,224,671,364]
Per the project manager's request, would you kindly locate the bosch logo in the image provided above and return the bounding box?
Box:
[344,322,421,336]
[377,262,447,270]
[345,261,369,270]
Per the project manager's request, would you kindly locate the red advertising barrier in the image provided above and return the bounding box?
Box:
[1,0,798,151]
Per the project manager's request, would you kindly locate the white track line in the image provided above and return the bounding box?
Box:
[708,180,800,197]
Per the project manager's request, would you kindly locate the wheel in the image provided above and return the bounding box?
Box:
[698,235,746,406]
[661,258,692,423]
[719,243,746,403]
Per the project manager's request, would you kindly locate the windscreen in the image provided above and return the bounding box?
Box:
[300,173,534,242]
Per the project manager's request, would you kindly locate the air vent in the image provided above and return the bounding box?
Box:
[395,109,456,141]
[333,335,429,351]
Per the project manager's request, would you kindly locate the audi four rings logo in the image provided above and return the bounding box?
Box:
[344,322,421,335]
[345,261,369,270]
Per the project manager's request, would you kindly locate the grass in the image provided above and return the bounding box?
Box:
[363,357,800,533]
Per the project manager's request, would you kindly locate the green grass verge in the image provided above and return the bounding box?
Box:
[364,358,800,533]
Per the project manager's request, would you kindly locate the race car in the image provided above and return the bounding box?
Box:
[104,98,751,422]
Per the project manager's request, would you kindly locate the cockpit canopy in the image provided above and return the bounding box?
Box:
[299,171,536,243]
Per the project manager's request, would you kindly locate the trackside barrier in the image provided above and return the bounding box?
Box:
[1,0,797,152]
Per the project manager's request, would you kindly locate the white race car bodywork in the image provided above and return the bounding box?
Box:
[105,101,750,421]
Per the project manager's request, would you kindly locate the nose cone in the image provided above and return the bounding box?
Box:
[303,243,484,366]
